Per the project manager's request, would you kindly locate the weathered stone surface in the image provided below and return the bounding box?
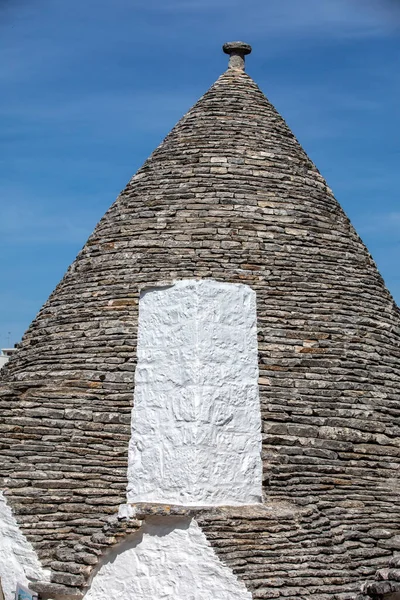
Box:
[0,50,399,599]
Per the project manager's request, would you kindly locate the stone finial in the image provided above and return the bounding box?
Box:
[223,41,252,71]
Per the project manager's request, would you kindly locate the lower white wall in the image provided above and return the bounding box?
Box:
[85,518,252,600]
[0,491,49,600]
[127,279,262,506]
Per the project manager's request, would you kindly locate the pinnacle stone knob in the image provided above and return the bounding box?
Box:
[223,41,252,71]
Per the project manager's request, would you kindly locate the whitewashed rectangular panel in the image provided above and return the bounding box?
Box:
[127,279,262,506]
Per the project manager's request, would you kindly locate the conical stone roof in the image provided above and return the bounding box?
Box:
[1,43,399,600]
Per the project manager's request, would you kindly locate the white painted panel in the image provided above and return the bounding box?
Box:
[0,491,49,600]
[127,279,262,506]
[85,518,252,600]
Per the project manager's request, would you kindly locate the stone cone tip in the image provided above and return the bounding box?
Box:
[223,41,252,71]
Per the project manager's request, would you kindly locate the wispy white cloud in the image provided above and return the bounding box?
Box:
[0,90,195,138]
[352,210,400,304]
[0,0,397,91]
[357,211,400,236]
[141,0,400,39]
[267,83,382,142]
[0,0,399,342]
[0,189,97,244]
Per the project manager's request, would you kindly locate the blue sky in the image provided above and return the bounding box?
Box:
[0,0,399,347]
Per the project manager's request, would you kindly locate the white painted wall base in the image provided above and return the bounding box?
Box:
[85,518,252,600]
[127,279,262,506]
[0,491,49,600]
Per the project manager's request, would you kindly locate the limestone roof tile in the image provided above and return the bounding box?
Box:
[0,42,399,600]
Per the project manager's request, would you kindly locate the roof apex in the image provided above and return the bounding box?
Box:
[222,40,252,71]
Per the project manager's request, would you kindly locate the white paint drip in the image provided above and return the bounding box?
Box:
[127,279,262,506]
[85,518,252,600]
[0,491,49,600]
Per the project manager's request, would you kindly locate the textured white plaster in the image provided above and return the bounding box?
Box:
[0,491,49,600]
[127,279,262,505]
[85,518,252,600]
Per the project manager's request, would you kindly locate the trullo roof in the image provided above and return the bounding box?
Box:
[0,42,399,600]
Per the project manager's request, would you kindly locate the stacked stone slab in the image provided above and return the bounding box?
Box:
[356,556,400,599]
[0,42,399,600]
